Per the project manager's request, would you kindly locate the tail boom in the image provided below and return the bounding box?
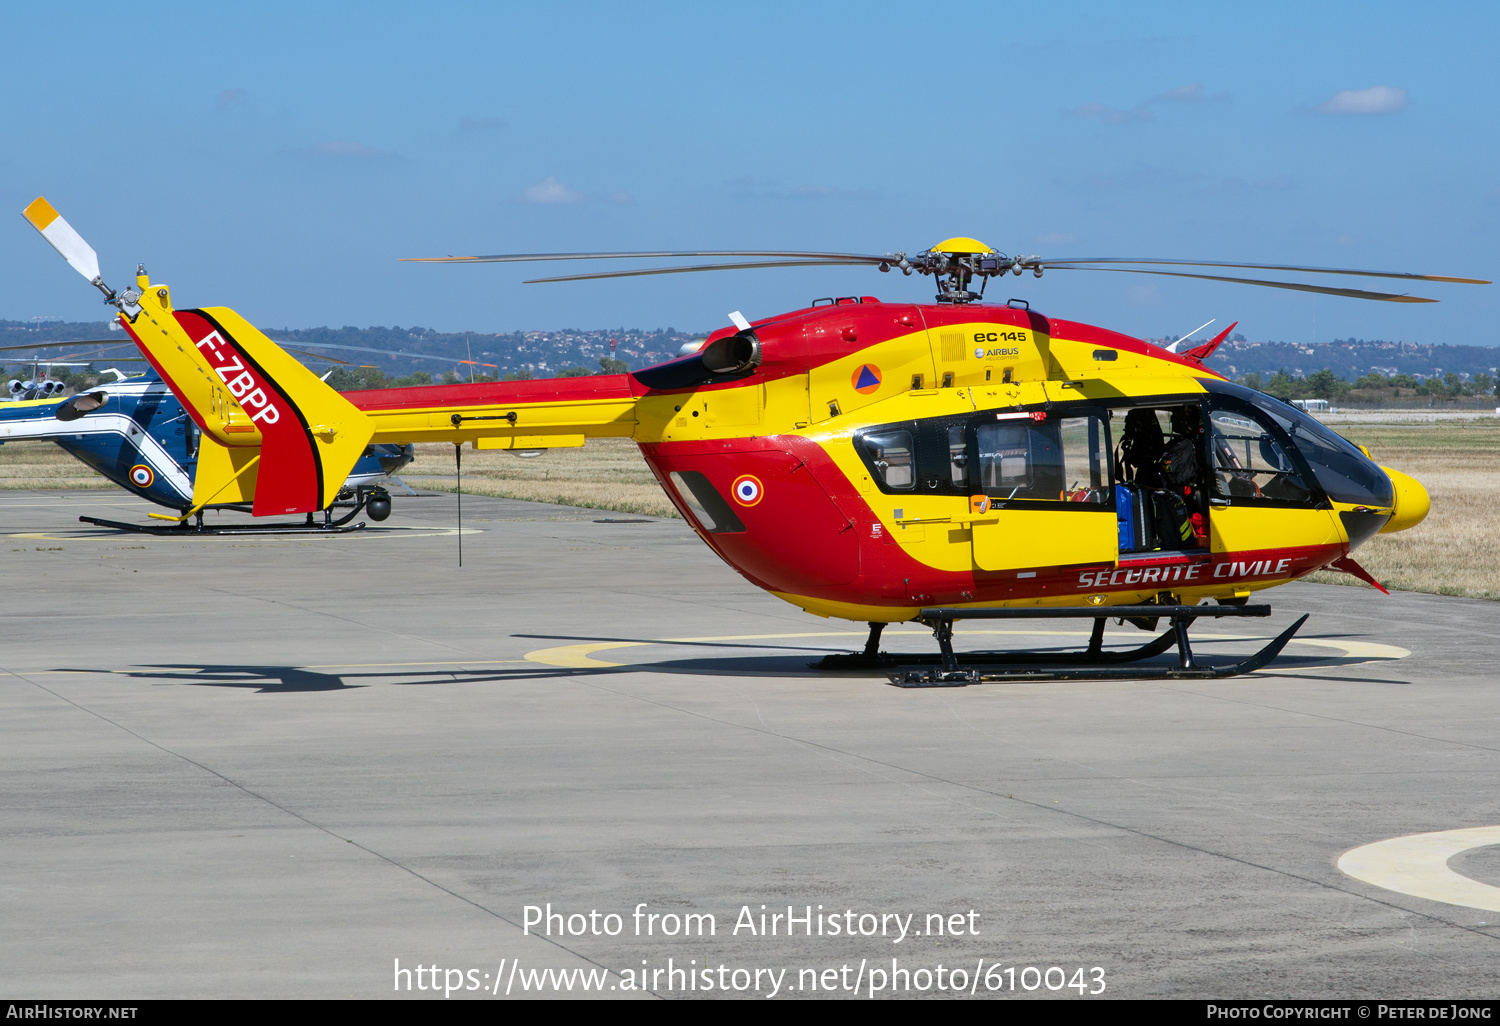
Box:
[122,281,641,515]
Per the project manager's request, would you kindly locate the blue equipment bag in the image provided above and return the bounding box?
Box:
[1117,483,1137,551]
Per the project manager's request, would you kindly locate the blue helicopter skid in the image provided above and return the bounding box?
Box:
[77,514,368,535]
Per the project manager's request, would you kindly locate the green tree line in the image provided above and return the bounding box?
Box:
[1239,368,1498,401]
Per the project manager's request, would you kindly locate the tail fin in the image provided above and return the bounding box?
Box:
[1180,321,1237,366]
[121,276,373,516]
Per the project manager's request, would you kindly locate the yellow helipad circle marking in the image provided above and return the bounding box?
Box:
[525,642,643,668]
[521,630,1408,669]
[1339,827,1500,912]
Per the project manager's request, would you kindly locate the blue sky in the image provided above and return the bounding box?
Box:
[3,1,1496,345]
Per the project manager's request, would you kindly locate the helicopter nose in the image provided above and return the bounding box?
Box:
[1378,467,1430,533]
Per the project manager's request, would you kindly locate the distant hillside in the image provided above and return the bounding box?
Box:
[5,319,1498,384]
[0,319,701,378]
[1197,339,1500,382]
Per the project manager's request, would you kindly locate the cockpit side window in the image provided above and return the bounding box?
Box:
[1207,408,1313,503]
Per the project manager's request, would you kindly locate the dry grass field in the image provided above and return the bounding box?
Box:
[0,440,108,489]
[402,438,680,518]
[1301,419,1500,600]
[4,418,1495,598]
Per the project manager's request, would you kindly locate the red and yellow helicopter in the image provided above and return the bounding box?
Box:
[25,197,1486,683]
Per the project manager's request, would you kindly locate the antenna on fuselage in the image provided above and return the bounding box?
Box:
[1165,319,1215,353]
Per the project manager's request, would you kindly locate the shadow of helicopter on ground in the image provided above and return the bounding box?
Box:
[53,627,1409,693]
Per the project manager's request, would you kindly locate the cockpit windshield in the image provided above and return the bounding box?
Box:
[1209,382,1393,508]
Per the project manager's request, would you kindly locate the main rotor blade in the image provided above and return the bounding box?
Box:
[403,250,892,264]
[0,339,127,353]
[1041,257,1488,285]
[1052,266,1437,303]
[281,346,354,365]
[0,343,144,364]
[525,259,880,284]
[265,339,489,365]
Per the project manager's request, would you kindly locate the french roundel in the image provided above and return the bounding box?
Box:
[731,474,763,506]
[850,364,882,395]
[129,464,154,488]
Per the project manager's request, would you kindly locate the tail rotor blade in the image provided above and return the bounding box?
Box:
[22,197,102,284]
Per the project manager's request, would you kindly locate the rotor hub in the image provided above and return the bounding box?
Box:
[904,238,1041,304]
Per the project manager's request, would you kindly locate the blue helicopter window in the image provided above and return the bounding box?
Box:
[975,412,1111,504]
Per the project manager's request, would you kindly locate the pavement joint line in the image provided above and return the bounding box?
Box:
[559,668,1500,942]
[202,586,482,657]
[932,696,1359,846]
[1146,680,1500,758]
[0,662,636,992]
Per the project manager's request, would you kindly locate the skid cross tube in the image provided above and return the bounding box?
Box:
[888,604,1304,687]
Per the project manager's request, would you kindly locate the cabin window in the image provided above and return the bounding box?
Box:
[947,425,967,486]
[975,412,1111,504]
[858,429,915,490]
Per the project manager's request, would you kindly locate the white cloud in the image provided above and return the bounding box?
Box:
[727,177,878,201]
[288,140,395,159]
[1065,83,1230,125]
[1126,283,1166,309]
[1313,86,1408,115]
[519,176,584,204]
[1152,83,1203,103]
[1064,101,1152,125]
[460,117,509,131]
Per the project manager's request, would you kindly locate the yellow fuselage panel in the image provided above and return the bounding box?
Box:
[1209,505,1342,554]
[971,509,1116,572]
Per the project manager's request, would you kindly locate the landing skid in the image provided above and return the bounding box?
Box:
[816,616,1182,670]
[815,604,1306,687]
[79,489,382,536]
[78,515,367,536]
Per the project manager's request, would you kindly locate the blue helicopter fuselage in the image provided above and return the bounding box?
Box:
[0,372,411,511]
